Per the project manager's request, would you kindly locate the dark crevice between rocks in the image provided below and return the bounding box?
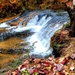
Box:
[0,30,34,41]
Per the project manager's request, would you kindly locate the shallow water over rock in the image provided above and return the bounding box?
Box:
[0,10,69,68]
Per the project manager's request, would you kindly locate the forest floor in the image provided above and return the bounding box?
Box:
[1,29,75,75]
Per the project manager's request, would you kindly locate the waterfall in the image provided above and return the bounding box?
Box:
[0,10,69,58]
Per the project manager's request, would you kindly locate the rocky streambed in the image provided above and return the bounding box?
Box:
[0,10,69,74]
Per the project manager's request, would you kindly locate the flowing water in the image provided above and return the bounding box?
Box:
[0,10,69,68]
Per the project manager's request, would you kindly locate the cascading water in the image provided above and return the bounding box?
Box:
[0,10,69,58]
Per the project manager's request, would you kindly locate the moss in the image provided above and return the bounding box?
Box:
[52,40,66,57]
[22,70,29,75]
[11,59,22,69]
[51,29,69,57]
[63,22,70,29]
[52,41,61,54]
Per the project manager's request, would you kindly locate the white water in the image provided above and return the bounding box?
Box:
[0,10,69,58]
[26,13,69,57]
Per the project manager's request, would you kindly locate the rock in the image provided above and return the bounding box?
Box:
[70,66,75,71]
[60,30,69,41]
[70,53,75,59]
[56,64,64,71]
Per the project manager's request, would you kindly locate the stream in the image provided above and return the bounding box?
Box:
[0,10,69,69]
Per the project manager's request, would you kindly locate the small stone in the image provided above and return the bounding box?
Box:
[56,64,64,71]
[70,53,75,59]
[70,66,74,71]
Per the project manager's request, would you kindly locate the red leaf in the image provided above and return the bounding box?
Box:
[60,58,67,65]
[33,68,38,73]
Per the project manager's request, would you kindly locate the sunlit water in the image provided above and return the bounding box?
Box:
[0,10,69,58]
